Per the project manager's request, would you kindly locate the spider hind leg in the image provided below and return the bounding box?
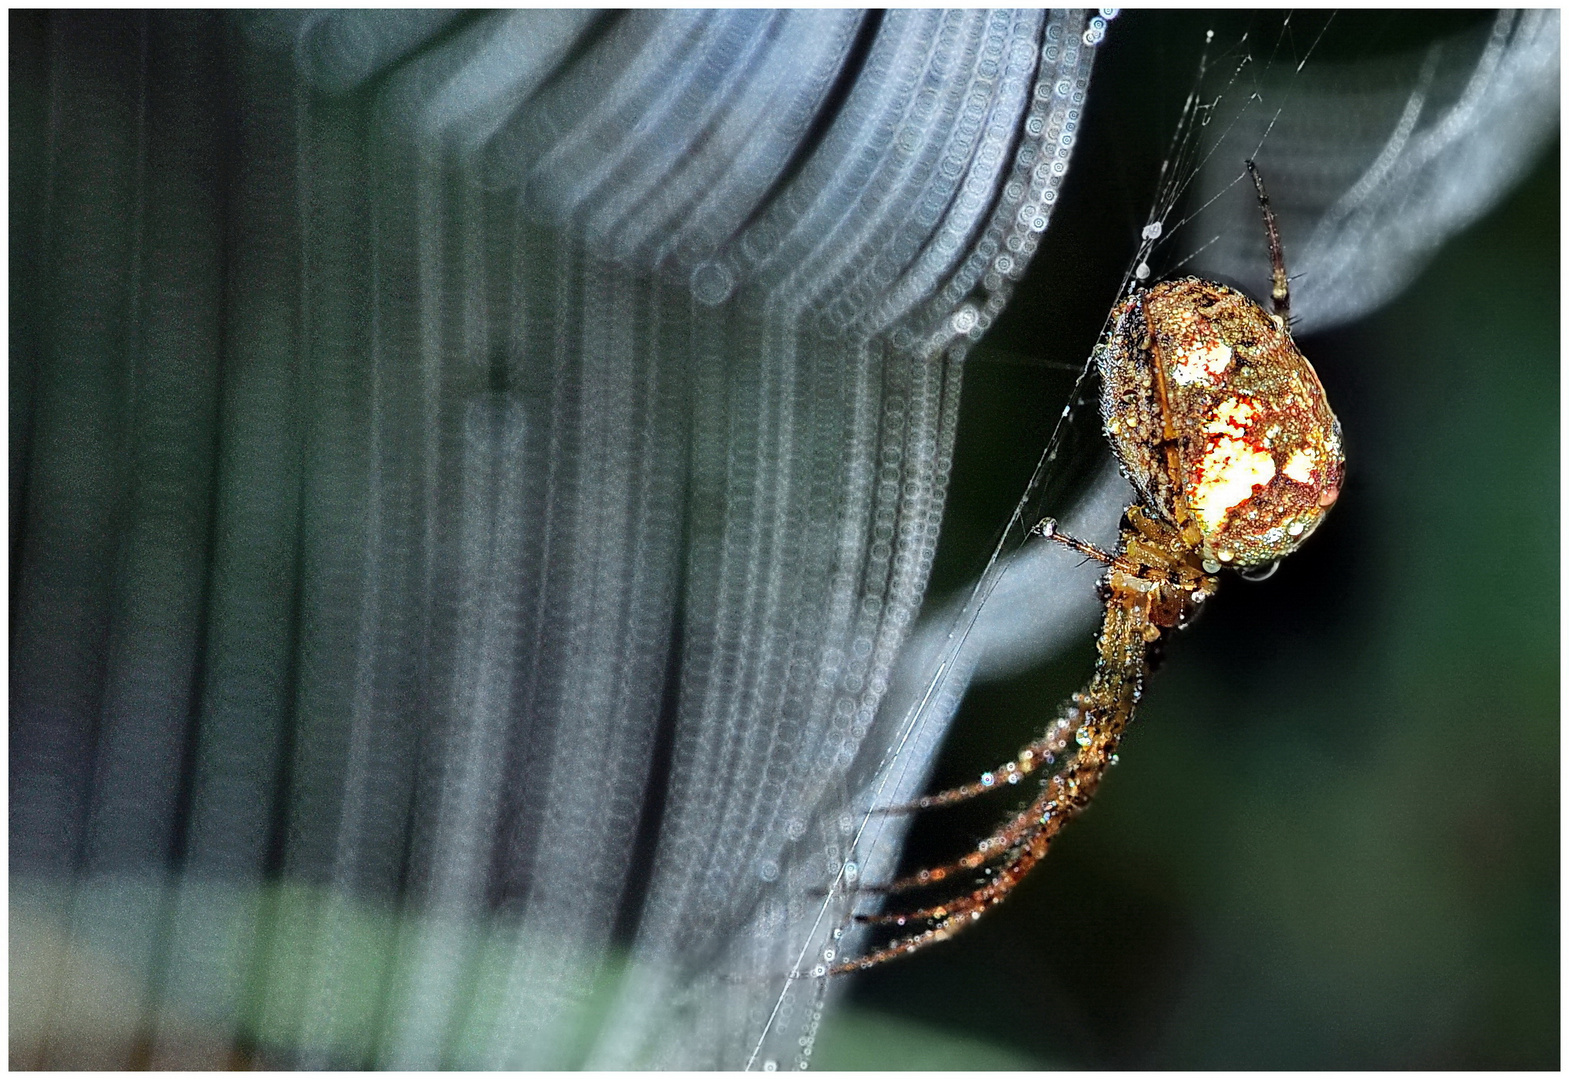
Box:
[869,725,1073,817]
[832,528,1205,975]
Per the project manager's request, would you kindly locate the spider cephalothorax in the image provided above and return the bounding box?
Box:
[834,162,1344,972]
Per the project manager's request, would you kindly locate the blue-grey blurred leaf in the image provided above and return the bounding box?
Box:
[10,9,1100,1069]
[240,10,467,96]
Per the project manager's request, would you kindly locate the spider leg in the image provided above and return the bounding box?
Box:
[832,576,1164,974]
[823,778,1053,901]
[852,767,1078,927]
[1245,159,1291,319]
[1034,517,1156,581]
[1032,517,1115,564]
[836,763,1108,966]
[833,829,1051,972]
[864,751,1078,896]
[860,700,1106,896]
[853,828,1033,909]
[870,726,1072,816]
[828,915,974,974]
[860,826,1024,898]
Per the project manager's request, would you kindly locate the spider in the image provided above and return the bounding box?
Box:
[835,161,1345,972]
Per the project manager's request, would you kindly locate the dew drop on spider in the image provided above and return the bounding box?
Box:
[830,161,1344,975]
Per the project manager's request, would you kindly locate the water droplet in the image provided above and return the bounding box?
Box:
[1075,728,1092,747]
[764,1061,778,1072]
[691,261,736,306]
[1240,560,1281,582]
[1287,520,1305,536]
[981,772,995,787]
[1135,261,1151,280]
[1141,221,1163,241]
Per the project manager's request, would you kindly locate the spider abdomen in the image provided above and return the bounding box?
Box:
[1098,277,1344,568]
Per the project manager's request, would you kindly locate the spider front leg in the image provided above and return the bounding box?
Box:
[1032,516,1116,565]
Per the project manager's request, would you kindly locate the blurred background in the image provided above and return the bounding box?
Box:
[11,9,1558,1070]
[824,11,1560,1070]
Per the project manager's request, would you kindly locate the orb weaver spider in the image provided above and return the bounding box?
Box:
[836,161,1345,972]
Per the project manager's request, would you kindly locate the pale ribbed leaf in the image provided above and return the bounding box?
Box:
[10,10,1099,1069]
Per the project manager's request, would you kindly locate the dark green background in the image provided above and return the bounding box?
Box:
[821,12,1559,1071]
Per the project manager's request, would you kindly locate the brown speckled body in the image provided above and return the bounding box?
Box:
[1098,277,1344,567]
